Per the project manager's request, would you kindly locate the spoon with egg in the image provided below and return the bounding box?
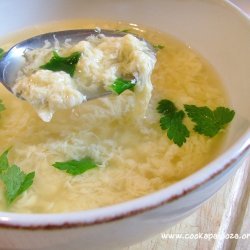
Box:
[0,29,156,122]
[0,29,154,97]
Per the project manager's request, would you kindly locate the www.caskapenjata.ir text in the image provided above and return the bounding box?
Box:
[161,233,250,240]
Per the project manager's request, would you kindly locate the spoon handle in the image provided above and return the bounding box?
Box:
[86,91,113,101]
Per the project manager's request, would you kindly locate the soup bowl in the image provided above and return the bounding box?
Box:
[0,0,250,249]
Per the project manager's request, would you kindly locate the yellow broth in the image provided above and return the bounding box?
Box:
[0,20,228,213]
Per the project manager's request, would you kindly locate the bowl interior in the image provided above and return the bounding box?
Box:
[0,0,249,223]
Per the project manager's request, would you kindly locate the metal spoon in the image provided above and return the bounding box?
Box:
[0,29,153,101]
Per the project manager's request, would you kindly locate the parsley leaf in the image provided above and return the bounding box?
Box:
[184,105,235,137]
[40,51,81,77]
[0,48,6,60]
[0,149,10,174]
[160,111,190,146]
[214,107,235,125]
[111,78,136,95]
[0,99,6,113]
[1,165,35,204]
[53,157,98,176]
[153,44,164,51]
[157,99,177,116]
[114,29,138,36]
[0,149,35,204]
[17,172,35,196]
[115,29,132,33]
[157,99,190,147]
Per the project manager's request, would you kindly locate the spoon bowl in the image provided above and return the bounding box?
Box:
[0,29,149,100]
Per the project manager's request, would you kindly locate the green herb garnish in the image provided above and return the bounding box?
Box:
[111,78,136,95]
[157,99,177,115]
[157,99,190,147]
[40,51,81,77]
[0,48,6,60]
[157,99,235,145]
[153,44,165,51]
[0,149,9,174]
[160,111,190,147]
[0,99,6,113]
[1,166,35,204]
[53,157,98,176]
[0,149,35,204]
[115,29,133,34]
[184,105,235,137]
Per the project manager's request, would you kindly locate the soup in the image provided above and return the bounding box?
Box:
[0,20,229,213]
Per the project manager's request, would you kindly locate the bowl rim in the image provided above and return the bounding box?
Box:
[0,0,250,230]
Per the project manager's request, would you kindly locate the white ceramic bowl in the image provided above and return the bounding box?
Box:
[0,0,250,249]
